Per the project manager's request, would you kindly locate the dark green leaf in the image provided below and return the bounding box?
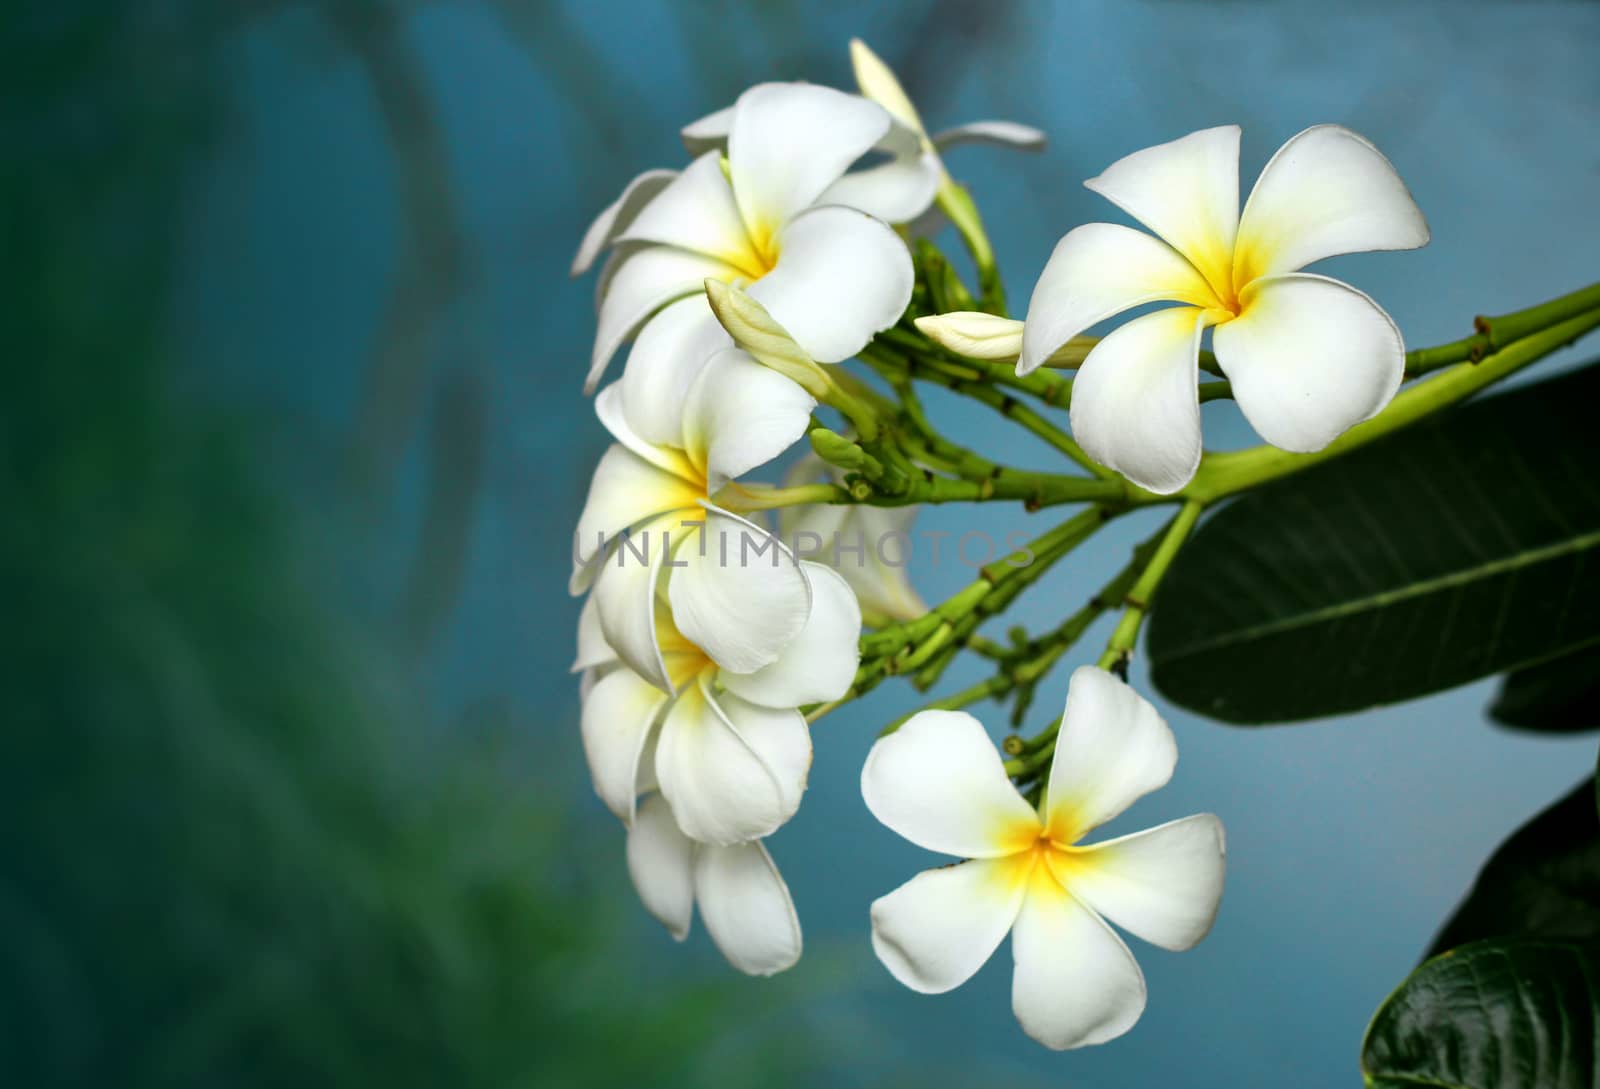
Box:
[1429,779,1600,959]
[1493,646,1600,732]
[1361,939,1600,1089]
[1149,362,1600,724]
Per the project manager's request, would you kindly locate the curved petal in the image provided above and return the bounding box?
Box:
[916,311,1024,362]
[727,82,890,237]
[681,347,816,491]
[627,793,695,940]
[1067,306,1210,495]
[680,104,733,156]
[871,855,1031,994]
[746,205,913,364]
[1233,124,1429,288]
[849,38,924,134]
[618,294,731,447]
[713,688,810,818]
[653,676,790,845]
[1083,125,1240,300]
[572,593,616,673]
[595,382,697,480]
[616,152,764,276]
[817,154,941,224]
[1055,814,1226,952]
[572,168,677,277]
[667,506,811,675]
[592,515,677,691]
[588,244,738,393]
[571,445,700,591]
[932,120,1047,152]
[1213,273,1404,453]
[842,505,928,622]
[1044,667,1178,845]
[1011,871,1147,1050]
[581,666,669,822]
[721,562,860,708]
[1018,223,1220,375]
[695,839,803,975]
[861,710,1040,859]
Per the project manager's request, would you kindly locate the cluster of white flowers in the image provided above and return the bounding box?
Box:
[567,39,1423,1049]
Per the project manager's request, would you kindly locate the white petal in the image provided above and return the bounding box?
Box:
[571,445,700,591]
[720,562,860,708]
[592,515,678,691]
[1011,872,1147,1050]
[595,382,697,479]
[680,347,816,492]
[839,505,928,621]
[616,152,765,275]
[1083,125,1240,300]
[818,154,941,224]
[1067,306,1210,495]
[627,793,695,940]
[572,593,616,673]
[1018,223,1220,375]
[581,666,669,822]
[572,168,676,277]
[1044,667,1177,844]
[728,82,891,234]
[746,205,913,364]
[588,244,738,393]
[618,294,732,447]
[680,104,733,156]
[1213,273,1405,453]
[653,676,790,845]
[667,507,811,675]
[694,839,802,975]
[932,120,1047,152]
[1234,124,1429,287]
[861,710,1040,859]
[1058,814,1226,952]
[915,311,1024,361]
[849,38,924,134]
[715,688,811,818]
[870,855,1031,994]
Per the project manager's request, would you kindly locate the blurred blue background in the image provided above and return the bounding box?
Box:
[10,1,1600,1085]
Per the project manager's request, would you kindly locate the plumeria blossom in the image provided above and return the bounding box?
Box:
[778,452,927,626]
[576,619,806,975]
[573,549,859,845]
[626,792,803,976]
[576,82,915,449]
[1019,124,1429,494]
[862,667,1225,1050]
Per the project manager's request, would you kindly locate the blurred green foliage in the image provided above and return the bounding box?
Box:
[0,8,847,1086]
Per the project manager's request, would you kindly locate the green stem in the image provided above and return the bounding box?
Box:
[1184,309,1600,504]
[1096,500,1202,671]
[936,179,1006,315]
[1475,281,1600,350]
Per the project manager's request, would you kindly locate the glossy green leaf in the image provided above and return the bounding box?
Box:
[1362,939,1600,1089]
[1428,779,1600,959]
[1149,362,1600,724]
[1492,646,1600,732]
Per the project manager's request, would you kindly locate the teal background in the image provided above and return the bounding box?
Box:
[9,2,1600,1085]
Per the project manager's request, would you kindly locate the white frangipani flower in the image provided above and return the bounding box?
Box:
[578,82,915,449]
[778,452,927,626]
[571,362,861,845]
[1019,125,1429,495]
[861,667,1225,1050]
[627,792,802,977]
[574,542,858,846]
